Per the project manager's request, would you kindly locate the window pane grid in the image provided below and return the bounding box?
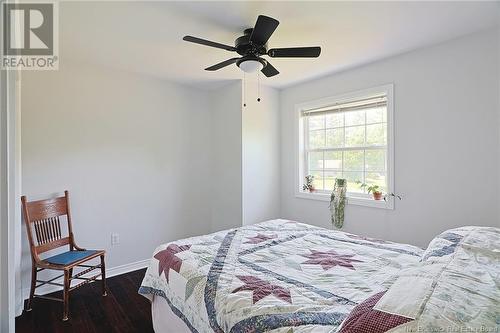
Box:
[311,126,384,132]
[307,146,387,153]
[304,104,388,194]
[308,127,386,149]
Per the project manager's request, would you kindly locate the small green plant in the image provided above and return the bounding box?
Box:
[302,175,315,192]
[356,181,382,194]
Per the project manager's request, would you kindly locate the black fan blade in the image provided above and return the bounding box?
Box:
[183,36,236,52]
[205,58,240,71]
[261,61,279,77]
[267,47,321,58]
[250,15,279,45]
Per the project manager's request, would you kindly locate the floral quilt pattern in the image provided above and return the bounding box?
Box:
[139,219,423,333]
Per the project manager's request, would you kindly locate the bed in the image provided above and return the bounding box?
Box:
[139,219,499,333]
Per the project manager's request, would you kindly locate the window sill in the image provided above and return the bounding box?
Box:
[295,191,394,210]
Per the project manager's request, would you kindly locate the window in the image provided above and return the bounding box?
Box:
[295,85,394,208]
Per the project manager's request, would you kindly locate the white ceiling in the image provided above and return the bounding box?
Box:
[60,1,500,90]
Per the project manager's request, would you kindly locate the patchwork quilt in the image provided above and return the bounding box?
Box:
[375,226,500,333]
[139,219,425,332]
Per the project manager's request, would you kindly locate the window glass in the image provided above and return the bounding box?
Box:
[302,93,389,198]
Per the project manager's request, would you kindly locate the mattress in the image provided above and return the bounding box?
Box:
[152,295,191,333]
[139,219,499,333]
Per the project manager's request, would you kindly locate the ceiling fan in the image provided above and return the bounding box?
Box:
[183,15,321,78]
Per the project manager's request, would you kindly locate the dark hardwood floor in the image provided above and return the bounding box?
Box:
[16,269,154,333]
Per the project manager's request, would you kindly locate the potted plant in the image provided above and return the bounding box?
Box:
[330,178,347,228]
[356,181,383,200]
[302,175,315,193]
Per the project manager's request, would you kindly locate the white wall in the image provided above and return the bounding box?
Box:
[242,81,281,225]
[1,69,21,329]
[20,65,283,287]
[209,81,243,231]
[21,61,214,295]
[0,56,8,333]
[280,29,500,247]
[498,25,500,225]
[209,78,281,229]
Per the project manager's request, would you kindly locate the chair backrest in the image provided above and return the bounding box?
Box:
[21,190,75,262]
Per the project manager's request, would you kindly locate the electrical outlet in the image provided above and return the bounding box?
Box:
[111,233,120,246]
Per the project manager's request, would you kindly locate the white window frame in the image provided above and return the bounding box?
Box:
[294,84,395,209]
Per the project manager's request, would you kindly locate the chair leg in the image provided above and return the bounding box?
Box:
[26,265,37,312]
[100,254,107,296]
[62,270,70,321]
[68,267,73,294]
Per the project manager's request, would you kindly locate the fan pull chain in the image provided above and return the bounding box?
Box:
[257,72,261,102]
[243,72,246,107]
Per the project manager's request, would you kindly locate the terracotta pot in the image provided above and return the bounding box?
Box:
[372,192,383,200]
[309,187,316,193]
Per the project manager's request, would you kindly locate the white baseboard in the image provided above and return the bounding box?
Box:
[106,259,150,278]
[21,259,150,300]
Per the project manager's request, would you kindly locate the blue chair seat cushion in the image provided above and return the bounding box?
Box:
[45,250,100,265]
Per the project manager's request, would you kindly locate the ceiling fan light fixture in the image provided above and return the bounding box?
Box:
[183,14,321,78]
[238,59,264,73]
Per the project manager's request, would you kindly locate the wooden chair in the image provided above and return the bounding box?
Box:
[21,190,107,321]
